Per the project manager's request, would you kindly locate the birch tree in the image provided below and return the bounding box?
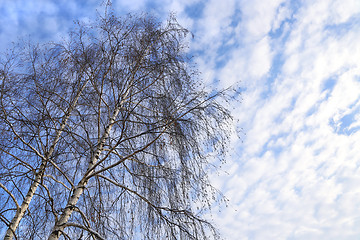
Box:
[0,13,232,240]
[0,27,97,239]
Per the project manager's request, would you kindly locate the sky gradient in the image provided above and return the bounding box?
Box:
[1,0,360,239]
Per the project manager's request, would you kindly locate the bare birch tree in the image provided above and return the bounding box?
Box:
[0,13,232,240]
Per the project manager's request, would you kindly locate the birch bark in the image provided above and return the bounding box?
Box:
[47,107,121,240]
[4,80,89,240]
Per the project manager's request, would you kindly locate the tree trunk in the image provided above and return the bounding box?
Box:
[4,162,45,240]
[4,81,89,240]
[47,107,121,240]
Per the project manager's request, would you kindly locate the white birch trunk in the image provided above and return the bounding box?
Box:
[4,162,45,240]
[47,107,121,240]
[4,81,89,240]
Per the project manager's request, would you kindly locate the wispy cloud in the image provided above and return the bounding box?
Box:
[205,0,360,238]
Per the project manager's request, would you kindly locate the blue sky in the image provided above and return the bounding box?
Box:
[1,0,360,239]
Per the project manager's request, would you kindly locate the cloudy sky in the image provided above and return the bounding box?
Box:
[1,0,360,239]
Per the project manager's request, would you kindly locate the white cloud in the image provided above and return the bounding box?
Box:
[330,0,360,24]
[238,0,286,40]
[203,0,360,239]
[272,2,292,31]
